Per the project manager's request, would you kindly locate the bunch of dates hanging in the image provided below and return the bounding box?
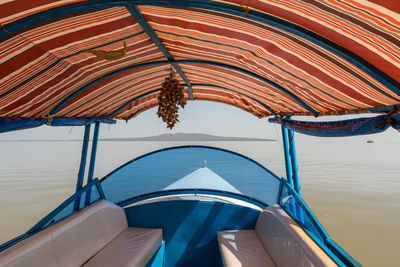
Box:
[157,70,187,129]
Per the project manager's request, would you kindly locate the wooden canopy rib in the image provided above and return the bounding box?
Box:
[110,83,276,118]
[125,4,193,99]
[49,59,316,117]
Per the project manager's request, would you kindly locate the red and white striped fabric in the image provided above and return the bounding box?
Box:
[0,1,399,120]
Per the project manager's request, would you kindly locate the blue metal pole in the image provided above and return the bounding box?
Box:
[288,127,301,195]
[281,119,293,186]
[73,124,91,211]
[85,121,100,205]
[285,118,303,221]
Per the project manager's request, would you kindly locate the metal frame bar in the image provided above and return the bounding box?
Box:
[85,121,100,205]
[281,116,301,194]
[281,120,293,186]
[276,180,361,266]
[187,83,277,114]
[29,179,104,234]
[0,179,105,252]
[109,89,159,117]
[288,126,301,194]
[87,122,99,183]
[125,4,193,99]
[50,59,317,116]
[109,83,276,117]
[73,124,91,211]
[325,238,362,267]
[278,180,328,239]
[2,0,399,97]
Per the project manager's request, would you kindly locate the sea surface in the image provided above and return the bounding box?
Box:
[0,139,399,266]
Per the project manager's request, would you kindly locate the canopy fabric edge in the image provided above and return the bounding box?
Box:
[269,114,400,137]
[0,117,116,134]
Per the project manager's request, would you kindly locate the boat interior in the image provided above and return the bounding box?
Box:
[0,199,337,267]
[1,0,399,266]
[0,146,357,266]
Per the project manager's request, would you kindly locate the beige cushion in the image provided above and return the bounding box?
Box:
[84,227,163,267]
[0,200,128,267]
[255,205,337,267]
[217,230,276,267]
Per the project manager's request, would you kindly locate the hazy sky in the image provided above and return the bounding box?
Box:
[0,100,398,141]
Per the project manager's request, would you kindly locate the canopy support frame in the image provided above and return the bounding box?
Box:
[125,4,193,99]
[85,121,100,205]
[49,59,316,117]
[73,124,91,211]
[281,120,293,186]
[109,83,276,117]
[281,116,301,194]
[288,127,301,195]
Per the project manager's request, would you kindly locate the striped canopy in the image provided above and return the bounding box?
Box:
[0,0,399,121]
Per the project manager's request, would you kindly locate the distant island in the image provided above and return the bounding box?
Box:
[100,133,275,142]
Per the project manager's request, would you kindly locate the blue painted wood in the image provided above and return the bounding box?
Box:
[85,121,100,205]
[95,179,106,199]
[50,59,317,116]
[146,242,165,267]
[124,200,260,267]
[74,124,91,211]
[125,4,193,99]
[100,145,281,183]
[118,188,268,209]
[109,83,276,117]
[2,0,399,98]
[100,145,281,206]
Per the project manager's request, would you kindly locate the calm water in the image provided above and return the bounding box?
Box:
[0,139,399,266]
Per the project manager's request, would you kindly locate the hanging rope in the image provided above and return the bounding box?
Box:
[44,114,53,126]
[374,107,400,132]
[1,22,50,55]
[240,0,250,17]
[0,23,12,35]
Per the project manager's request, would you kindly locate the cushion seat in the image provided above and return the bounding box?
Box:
[217,205,338,267]
[83,227,163,267]
[217,230,276,267]
[0,200,163,267]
